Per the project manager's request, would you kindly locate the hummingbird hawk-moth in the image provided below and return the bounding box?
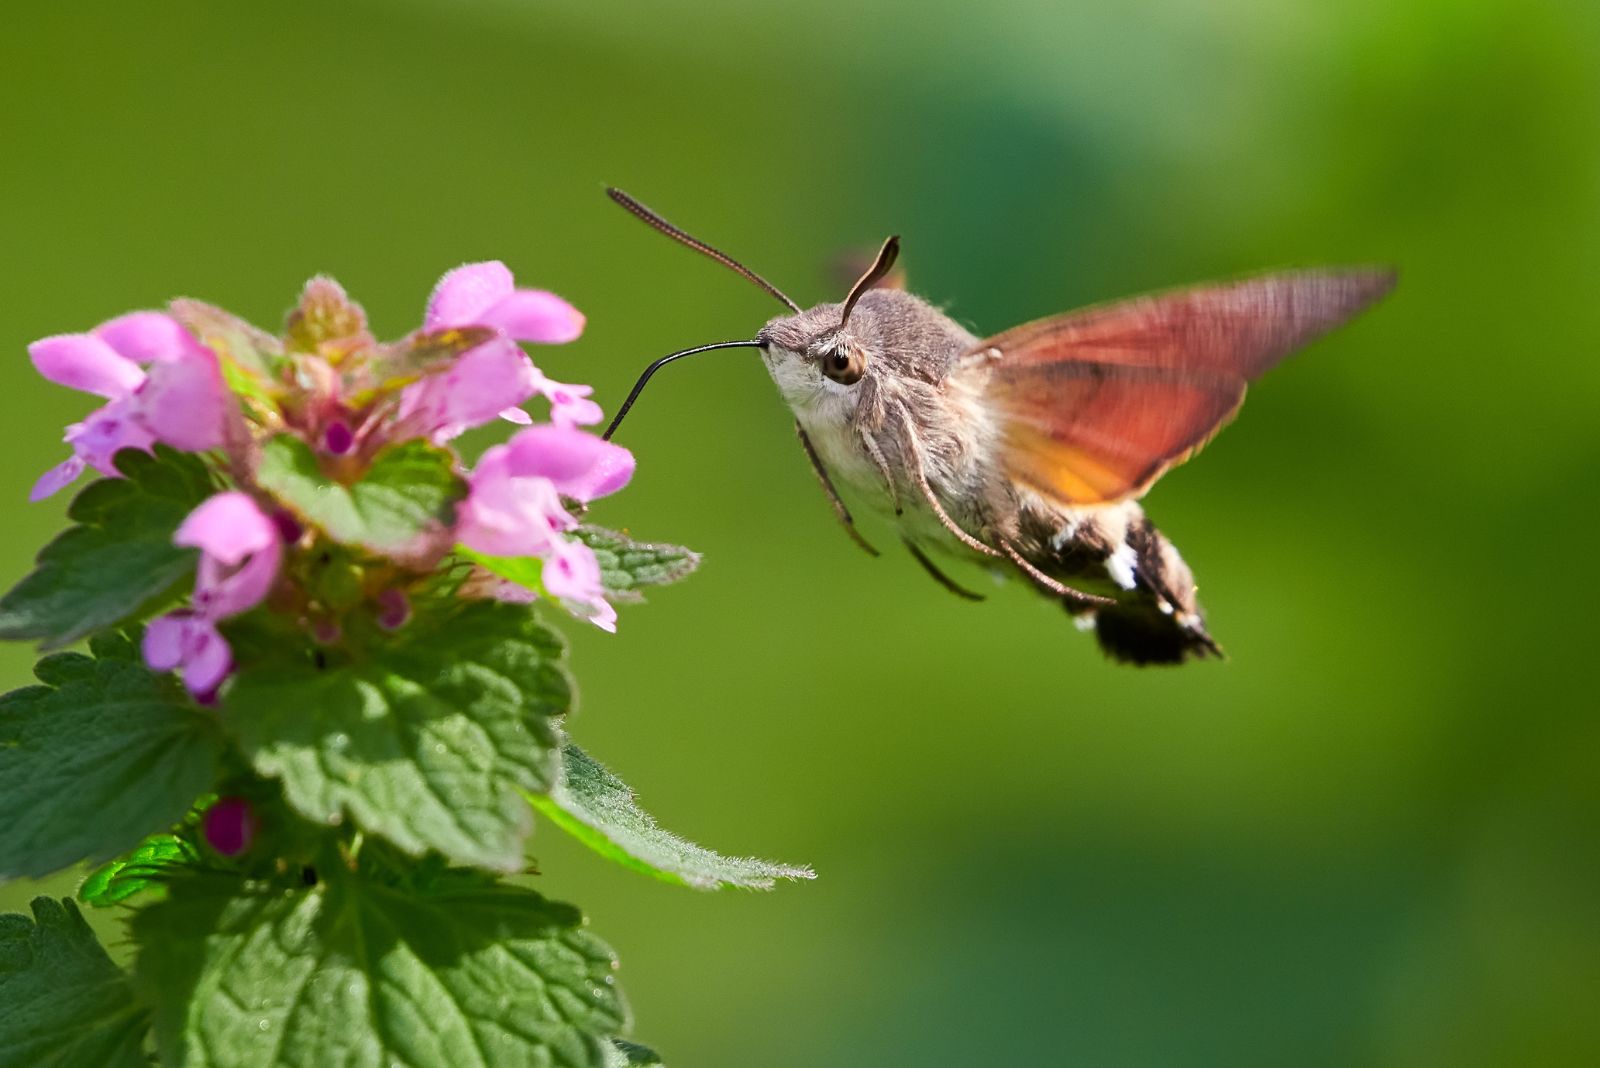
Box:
[602,189,1394,665]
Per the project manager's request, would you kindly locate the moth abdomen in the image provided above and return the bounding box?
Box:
[1030,505,1221,665]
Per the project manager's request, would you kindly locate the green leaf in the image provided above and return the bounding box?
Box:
[0,641,223,880]
[531,745,814,891]
[134,870,627,1068]
[456,546,547,597]
[0,898,150,1068]
[80,833,196,908]
[608,1039,666,1067]
[256,435,466,561]
[226,600,571,870]
[572,526,700,601]
[0,446,213,649]
[459,528,700,607]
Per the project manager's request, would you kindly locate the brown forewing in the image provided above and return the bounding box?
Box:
[977,269,1395,505]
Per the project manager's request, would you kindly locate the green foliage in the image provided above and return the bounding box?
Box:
[0,633,221,879]
[134,869,628,1068]
[0,898,150,1068]
[80,833,196,908]
[226,600,571,871]
[608,1039,666,1067]
[462,527,699,605]
[256,435,466,559]
[0,447,213,649]
[535,745,813,890]
[572,527,701,601]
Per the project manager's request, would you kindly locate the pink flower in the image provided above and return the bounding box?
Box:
[143,613,232,699]
[542,537,617,633]
[201,797,258,857]
[530,368,604,428]
[28,312,229,500]
[400,261,585,441]
[456,425,633,558]
[456,424,632,631]
[143,492,282,699]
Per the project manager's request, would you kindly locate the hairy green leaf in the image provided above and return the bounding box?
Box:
[256,435,466,560]
[80,833,196,908]
[0,447,213,649]
[226,600,570,870]
[608,1039,666,1067]
[0,638,223,880]
[135,870,627,1068]
[532,745,814,890]
[572,526,700,601]
[460,528,699,607]
[0,898,149,1068]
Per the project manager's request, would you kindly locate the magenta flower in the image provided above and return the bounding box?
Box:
[457,425,634,558]
[399,261,585,441]
[456,424,633,630]
[201,797,258,857]
[143,492,282,699]
[542,537,618,633]
[28,312,229,500]
[530,368,604,428]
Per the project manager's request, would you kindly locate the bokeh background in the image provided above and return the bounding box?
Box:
[3,1,1598,1064]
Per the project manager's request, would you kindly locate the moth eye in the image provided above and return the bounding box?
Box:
[822,347,865,386]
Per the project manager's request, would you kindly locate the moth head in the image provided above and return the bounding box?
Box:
[600,188,899,438]
[755,234,900,390]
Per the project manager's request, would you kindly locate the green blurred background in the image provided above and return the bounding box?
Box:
[3,1,1598,1064]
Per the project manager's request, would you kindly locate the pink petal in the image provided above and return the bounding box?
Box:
[479,290,585,344]
[94,312,204,364]
[142,613,190,672]
[199,539,282,619]
[29,334,146,399]
[136,346,228,451]
[425,261,514,330]
[397,337,539,441]
[456,447,573,558]
[29,455,86,501]
[532,373,604,427]
[504,424,635,501]
[182,621,233,696]
[541,537,604,602]
[542,538,617,632]
[176,492,278,563]
[588,599,618,633]
[64,400,157,475]
[498,406,533,425]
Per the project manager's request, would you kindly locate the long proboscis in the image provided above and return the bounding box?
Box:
[602,340,765,441]
[606,187,801,313]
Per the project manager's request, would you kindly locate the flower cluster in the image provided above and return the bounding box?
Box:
[28,262,634,698]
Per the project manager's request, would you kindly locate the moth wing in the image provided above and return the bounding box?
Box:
[974,268,1394,505]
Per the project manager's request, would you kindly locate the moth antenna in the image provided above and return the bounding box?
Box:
[602,340,765,441]
[606,188,801,313]
[838,235,901,328]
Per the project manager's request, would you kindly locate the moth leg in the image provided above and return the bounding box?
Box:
[891,404,1002,558]
[904,538,986,601]
[796,421,879,557]
[997,538,1116,608]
